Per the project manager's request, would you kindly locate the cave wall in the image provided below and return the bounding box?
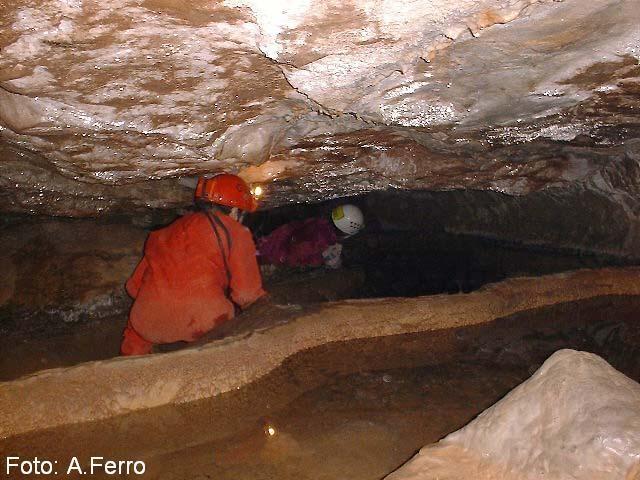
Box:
[0,218,145,336]
[368,173,640,260]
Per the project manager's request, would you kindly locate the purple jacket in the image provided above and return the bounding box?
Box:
[257,217,338,267]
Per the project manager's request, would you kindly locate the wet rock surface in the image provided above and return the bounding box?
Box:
[1,0,639,221]
[385,350,640,480]
[0,217,146,337]
[2,361,532,480]
[1,267,639,438]
[1,294,639,479]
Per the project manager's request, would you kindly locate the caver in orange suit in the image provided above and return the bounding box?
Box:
[121,174,265,355]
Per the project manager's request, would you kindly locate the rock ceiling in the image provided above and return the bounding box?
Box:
[0,0,639,216]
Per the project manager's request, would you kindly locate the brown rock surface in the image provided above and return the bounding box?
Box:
[1,266,639,438]
[1,0,639,218]
[0,218,146,329]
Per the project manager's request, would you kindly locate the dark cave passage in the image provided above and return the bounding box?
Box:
[1,189,639,480]
[1,189,638,381]
[248,189,638,298]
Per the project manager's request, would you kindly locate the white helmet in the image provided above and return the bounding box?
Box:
[331,204,364,236]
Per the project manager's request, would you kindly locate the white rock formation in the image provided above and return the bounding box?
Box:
[1,0,640,215]
[385,350,640,480]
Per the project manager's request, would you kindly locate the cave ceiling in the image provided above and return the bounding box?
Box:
[0,0,639,216]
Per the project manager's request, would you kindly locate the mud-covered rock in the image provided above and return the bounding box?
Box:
[0,218,146,335]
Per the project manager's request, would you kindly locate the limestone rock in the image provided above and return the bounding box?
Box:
[1,0,639,216]
[2,267,640,438]
[0,219,146,332]
[385,350,640,480]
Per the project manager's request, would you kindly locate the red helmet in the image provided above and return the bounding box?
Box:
[194,174,257,212]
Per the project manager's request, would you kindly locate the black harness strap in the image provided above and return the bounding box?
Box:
[205,211,233,297]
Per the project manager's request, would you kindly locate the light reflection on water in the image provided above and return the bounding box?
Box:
[1,362,528,480]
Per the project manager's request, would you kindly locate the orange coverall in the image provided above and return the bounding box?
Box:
[121,211,265,355]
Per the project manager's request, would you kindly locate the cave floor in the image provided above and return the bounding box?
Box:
[3,361,530,480]
[0,267,366,381]
[3,292,639,480]
[2,252,638,383]
[2,221,635,383]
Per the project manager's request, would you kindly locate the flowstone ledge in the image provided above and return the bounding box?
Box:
[0,267,639,438]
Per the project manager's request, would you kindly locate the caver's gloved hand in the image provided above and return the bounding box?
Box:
[322,243,343,269]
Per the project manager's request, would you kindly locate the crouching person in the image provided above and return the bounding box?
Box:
[257,204,365,270]
[121,174,265,356]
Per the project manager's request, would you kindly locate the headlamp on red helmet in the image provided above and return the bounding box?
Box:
[194,174,257,212]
